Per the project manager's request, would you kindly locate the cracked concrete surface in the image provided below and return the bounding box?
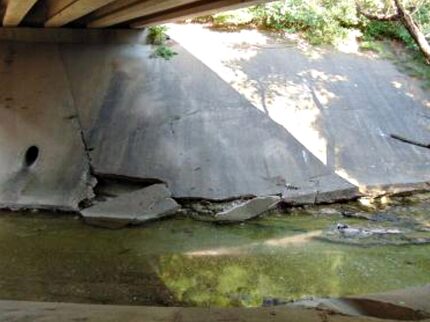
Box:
[168,24,430,196]
[59,38,355,201]
[0,42,94,211]
[0,26,430,210]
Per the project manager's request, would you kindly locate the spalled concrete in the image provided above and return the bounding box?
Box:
[82,184,180,228]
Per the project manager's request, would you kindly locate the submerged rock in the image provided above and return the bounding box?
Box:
[214,196,280,222]
[81,184,180,228]
[318,222,430,246]
[336,223,401,238]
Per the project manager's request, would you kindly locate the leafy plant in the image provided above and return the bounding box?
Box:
[147,25,168,45]
[198,0,430,49]
[147,26,178,60]
[152,45,178,60]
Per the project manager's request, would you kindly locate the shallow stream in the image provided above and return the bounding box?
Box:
[0,193,429,307]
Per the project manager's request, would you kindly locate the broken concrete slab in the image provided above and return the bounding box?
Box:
[282,174,361,205]
[283,187,317,206]
[214,196,280,222]
[81,184,180,228]
[316,187,361,204]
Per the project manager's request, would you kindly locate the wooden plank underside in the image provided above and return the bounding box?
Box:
[87,0,198,28]
[45,0,118,27]
[130,0,270,28]
[2,0,38,27]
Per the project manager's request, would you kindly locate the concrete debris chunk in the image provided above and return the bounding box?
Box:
[214,196,280,222]
[81,184,180,228]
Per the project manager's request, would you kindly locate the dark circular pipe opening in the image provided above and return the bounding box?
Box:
[24,146,39,167]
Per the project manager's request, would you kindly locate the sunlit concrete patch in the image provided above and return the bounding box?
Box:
[283,173,361,205]
[59,39,354,200]
[0,42,95,211]
[168,23,430,192]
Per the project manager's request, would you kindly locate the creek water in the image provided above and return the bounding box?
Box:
[0,193,429,307]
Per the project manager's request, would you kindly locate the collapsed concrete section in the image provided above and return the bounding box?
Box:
[82,184,180,228]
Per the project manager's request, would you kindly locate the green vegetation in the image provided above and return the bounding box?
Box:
[196,0,430,85]
[152,45,178,60]
[207,1,429,47]
[249,1,358,45]
[147,26,178,60]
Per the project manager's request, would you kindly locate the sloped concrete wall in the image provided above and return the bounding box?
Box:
[2,27,428,210]
[0,41,94,210]
[168,24,430,194]
[60,42,352,200]
[0,28,353,208]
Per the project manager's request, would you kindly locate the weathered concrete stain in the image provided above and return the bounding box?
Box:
[0,42,94,211]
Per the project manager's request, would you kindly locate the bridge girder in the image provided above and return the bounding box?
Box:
[1,0,269,29]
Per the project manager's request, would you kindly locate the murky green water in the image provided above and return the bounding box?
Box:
[0,195,429,307]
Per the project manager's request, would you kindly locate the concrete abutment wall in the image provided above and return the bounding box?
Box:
[2,27,429,211]
[0,28,353,210]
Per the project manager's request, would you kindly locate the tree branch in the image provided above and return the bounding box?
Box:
[393,0,430,63]
[356,3,400,21]
[356,0,430,64]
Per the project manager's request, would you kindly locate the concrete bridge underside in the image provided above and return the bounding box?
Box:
[0,0,267,29]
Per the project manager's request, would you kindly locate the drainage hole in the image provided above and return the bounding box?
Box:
[24,146,39,167]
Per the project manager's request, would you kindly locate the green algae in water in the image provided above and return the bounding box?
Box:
[0,206,429,307]
[156,243,430,307]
